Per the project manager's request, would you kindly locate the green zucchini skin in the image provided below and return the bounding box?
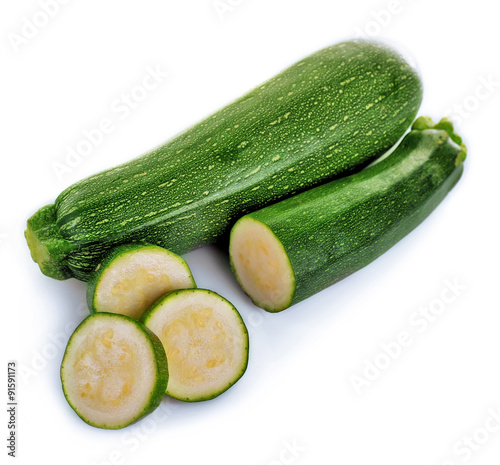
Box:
[25,40,422,281]
[230,117,466,311]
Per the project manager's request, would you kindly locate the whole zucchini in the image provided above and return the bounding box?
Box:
[229,117,466,312]
[26,40,422,280]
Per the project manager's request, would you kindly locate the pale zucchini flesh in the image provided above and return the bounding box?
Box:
[61,313,168,429]
[142,289,249,402]
[87,244,195,320]
[229,217,295,312]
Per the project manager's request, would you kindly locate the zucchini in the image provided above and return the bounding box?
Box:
[87,243,195,320]
[229,117,466,312]
[26,39,422,281]
[60,313,168,429]
[142,289,249,402]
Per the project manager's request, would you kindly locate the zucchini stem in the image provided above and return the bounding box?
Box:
[412,116,467,166]
[25,204,75,280]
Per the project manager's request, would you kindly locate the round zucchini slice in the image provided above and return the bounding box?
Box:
[87,243,196,320]
[60,313,168,429]
[229,216,295,312]
[142,289,249,402]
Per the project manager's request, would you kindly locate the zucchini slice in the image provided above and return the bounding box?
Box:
[87,244,195,320]
[142,289,249,402]
[60,313,168,429]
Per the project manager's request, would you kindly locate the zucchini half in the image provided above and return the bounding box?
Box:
[60,313,168,429]
[142,289,249,402]
[229,117,466,312]
[87,244,195,320]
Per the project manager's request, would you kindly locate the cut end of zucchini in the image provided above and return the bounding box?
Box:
[142,289,249,402]
[88,244,196,320]
[229,217,295,312]
[61,313,168,429]
[25,204,74,280]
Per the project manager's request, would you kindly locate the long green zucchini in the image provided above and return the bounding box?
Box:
[26,40,422,281]
[229,117,466,312]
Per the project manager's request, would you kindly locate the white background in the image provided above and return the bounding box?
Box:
[2,1,499,464]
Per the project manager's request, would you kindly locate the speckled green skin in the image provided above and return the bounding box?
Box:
[234,119,466,311]
[26,40,422,280]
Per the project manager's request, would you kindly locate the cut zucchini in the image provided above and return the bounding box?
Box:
[229,117,466,312]
[87,244,195,320]
[229,218,295,312]
[142,289,249,402]
[60,313,168,429]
